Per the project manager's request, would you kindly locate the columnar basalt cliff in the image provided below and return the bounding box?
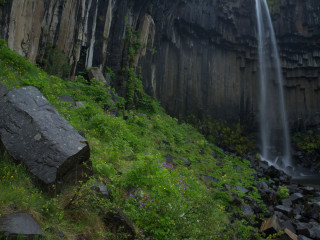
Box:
[0,0,319,129]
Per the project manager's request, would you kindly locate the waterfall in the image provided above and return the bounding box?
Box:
[255,0,291,170]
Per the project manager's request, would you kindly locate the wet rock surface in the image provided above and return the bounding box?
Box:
[0,212,44,239]
[102,209,136,240]
[248,154,320,240]
[0,0,320,129]
[0,86,91,191]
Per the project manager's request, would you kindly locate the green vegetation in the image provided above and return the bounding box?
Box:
[0,40,265,239]
[277,186,289,200]
[293,130,320,164]
[41,44,71,79]
[196,118,255,157]
[266,0,282,14]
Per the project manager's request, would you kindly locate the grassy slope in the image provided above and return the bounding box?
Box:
[0,40,265,239]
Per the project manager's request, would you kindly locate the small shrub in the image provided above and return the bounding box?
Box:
[278,186,289,199]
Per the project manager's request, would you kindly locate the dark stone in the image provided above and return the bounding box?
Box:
[298,236,313,240]
[164,154,174,164]
[295,222,320,239]
[0,87,91,192]
[293,204,303,215]
[232,194,242,206]
[241,204,254,215]
[251,202,263,214]
[281,199,292,208]
[274,211,284,219]
[181,157,191,166]
[264,166,282,178]
[260,189,278,205]
[103,209,136,240]
[260,216,283,235]
[59,95,76,107]
[0,213,44,239]
[287,184,302,194]
[301,187,315,194]
[236,186,249,194]
[289,193,304,203]
[302,208,319,221]
[275,205,293,216]
[91,182,111,199]
[136,112,150,120]
[0,82,9,98]
[236,165,242,170]
[257,181,269,191]
[202,175,218,182]
[259,162,269,170]
[282,220,296,234]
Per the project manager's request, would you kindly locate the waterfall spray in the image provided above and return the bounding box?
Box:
[255,0,291,170]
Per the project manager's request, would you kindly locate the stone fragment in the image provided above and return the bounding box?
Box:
[298,235,313,240]
[290,193,304,203]
[301,186,315,194]
[275,205,293,216]
[59,95,76,107]
[260,216,283,235]
[202,175,218,182]
[295,222,320,239]
[0,213,44,239]
[282,220,296,234]
[284,228,298,240]
[282,199,293,208]
[91,182,111,199]
[181,157,191,166]
[0,86,90,191]
[257,181,269,191]
[241,204,254,215]
[260,189,278,205]
[75,101,87,108]
[236,186,249,194]
[88,67,107,83]
[103,209,135,240]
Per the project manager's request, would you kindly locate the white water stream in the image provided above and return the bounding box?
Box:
[255,0,291,171]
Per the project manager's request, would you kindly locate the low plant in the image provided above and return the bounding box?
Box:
[278,186,289,200]
[198,119,255,156]
[293,130,320,162]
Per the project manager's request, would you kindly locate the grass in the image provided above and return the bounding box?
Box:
[0,40,266,239]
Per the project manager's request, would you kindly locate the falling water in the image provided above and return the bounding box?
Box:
[255,0,291,170]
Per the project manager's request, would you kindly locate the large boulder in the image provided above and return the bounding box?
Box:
[0,213,44,239]
[0,86,90,191]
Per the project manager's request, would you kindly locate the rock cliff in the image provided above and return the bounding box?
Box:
[0,0,319,129]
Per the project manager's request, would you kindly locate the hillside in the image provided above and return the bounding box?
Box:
[0,40,267,239]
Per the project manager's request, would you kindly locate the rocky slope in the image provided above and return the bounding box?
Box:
[0,0,319,129]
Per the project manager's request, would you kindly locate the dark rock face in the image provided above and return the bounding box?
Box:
[103,209,136,240]
[0,82,9,98]
[0,213,44,239]
[0,0,320,129]
[0,86,90,191]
